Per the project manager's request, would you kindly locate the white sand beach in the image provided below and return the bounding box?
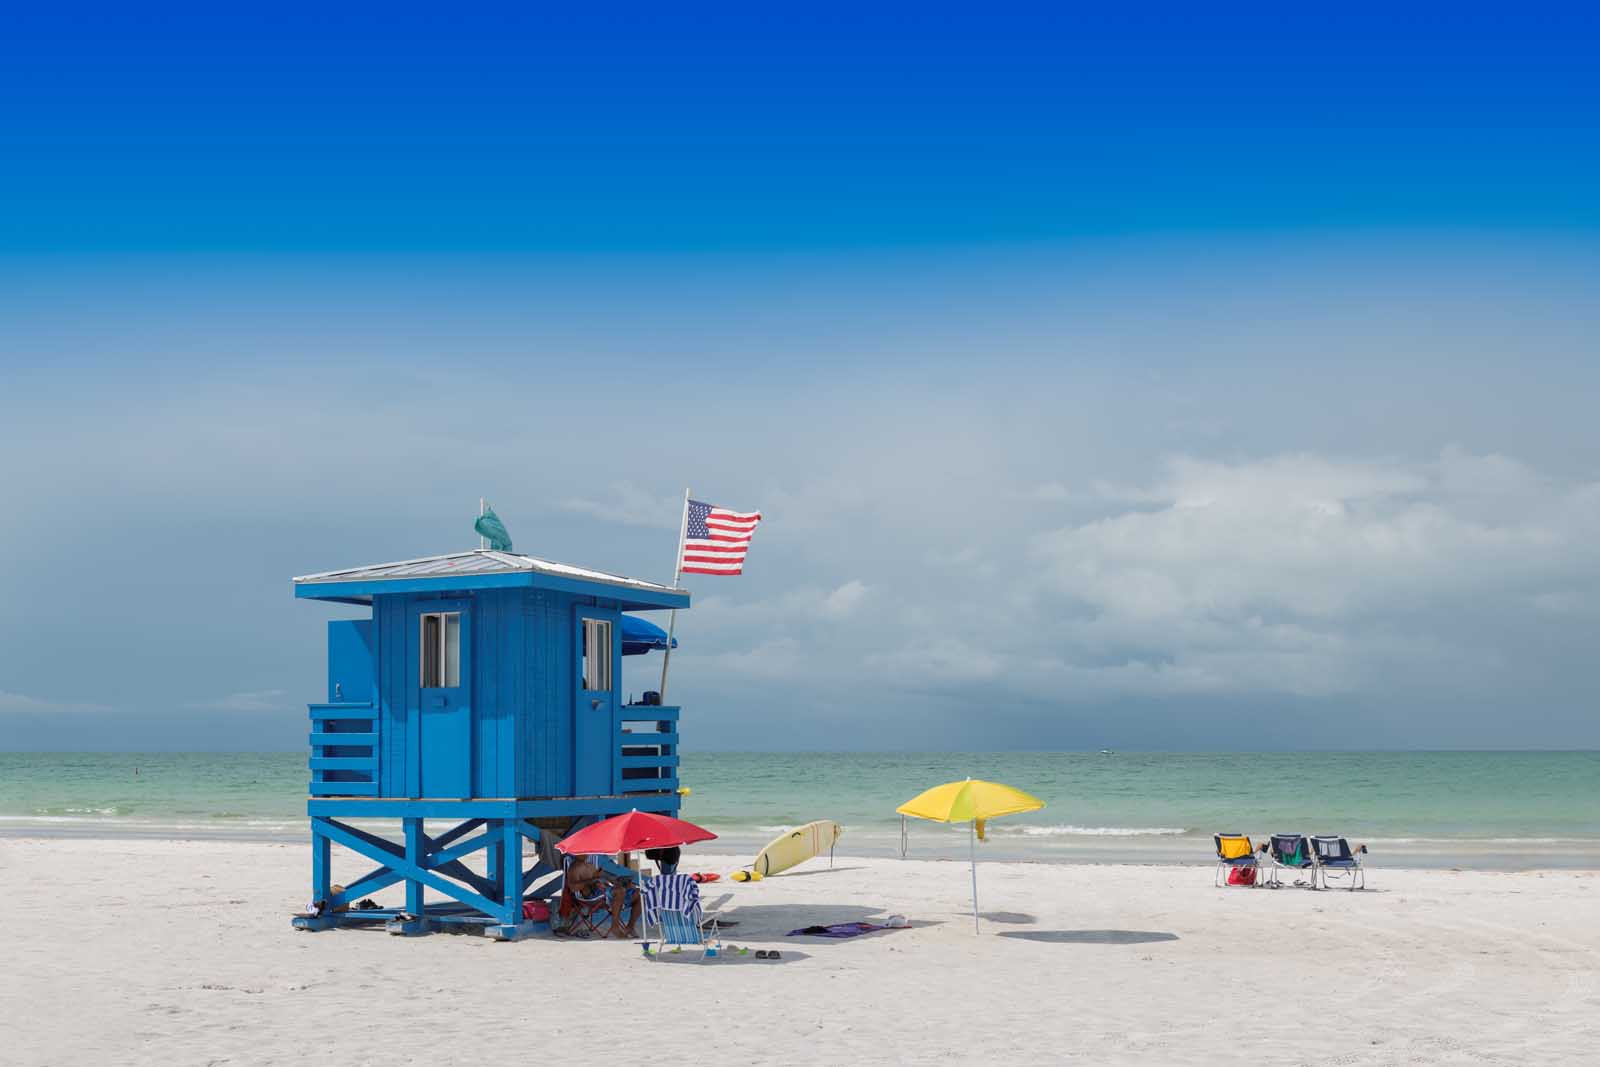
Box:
[5,836,1598,1065]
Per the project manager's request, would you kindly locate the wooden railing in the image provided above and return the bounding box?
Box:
[309,702,379,796]
[614,704,679,796]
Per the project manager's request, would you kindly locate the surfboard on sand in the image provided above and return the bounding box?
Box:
[752,820,843,877]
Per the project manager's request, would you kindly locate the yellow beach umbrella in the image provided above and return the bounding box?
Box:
[897,778,1044,933]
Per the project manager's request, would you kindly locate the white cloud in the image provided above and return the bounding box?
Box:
[0,691,113,714]
[924,546,997,577]
[865,639,1007,685]
[1023,451,1600,699]
[1530,590,1588,615]
[183,689,292,713]
[819,580,869,619]
[557,482,683,529]
[670,447,1599,721]
[694,580,872,628]
[691,637,807,681]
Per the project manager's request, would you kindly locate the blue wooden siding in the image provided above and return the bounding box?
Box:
[327,586,646,801]
[477,589,503,797]
[327,620,375,703]
[376,595,408,796]
[470,587,525,799]
[475,591,497,796]
[518,589,570,798]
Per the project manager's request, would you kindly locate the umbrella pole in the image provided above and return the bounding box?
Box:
[970,818,979,934]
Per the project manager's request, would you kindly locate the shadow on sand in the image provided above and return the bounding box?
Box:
[769,865,869,878]
[997,929,1179,945]
[646,948,812,966]
[705,903,896,937]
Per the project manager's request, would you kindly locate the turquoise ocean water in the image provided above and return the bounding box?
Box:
[2,751,1597,868]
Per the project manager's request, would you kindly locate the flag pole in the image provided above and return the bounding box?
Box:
[657,488,691,702]
[479,497,487,550]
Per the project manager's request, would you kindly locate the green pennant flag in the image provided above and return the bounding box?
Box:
[474,506,513,551]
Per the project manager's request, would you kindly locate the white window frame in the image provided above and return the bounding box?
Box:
[581,618,613,692]
[419,611,461,689]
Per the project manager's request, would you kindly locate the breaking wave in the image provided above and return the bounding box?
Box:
[997,824,1189,837]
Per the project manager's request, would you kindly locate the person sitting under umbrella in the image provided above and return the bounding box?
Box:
[557,857,638,938]
[554,811,718,937]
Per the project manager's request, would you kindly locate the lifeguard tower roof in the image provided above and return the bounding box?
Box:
[293,549,689,611]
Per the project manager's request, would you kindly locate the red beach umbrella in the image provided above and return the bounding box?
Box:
[555,810,717,856]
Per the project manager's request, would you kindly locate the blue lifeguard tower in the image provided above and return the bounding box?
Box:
[289,548,688,939]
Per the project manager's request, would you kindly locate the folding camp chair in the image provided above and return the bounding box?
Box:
[641,873,720,960]
[1311,836,1367,890]
[559,856,620,937]
[1213,833,1261,887]
[565,884,613,937]
[1264,833,1318,888]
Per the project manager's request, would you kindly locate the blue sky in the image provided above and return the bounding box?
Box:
[2,6,1598,750]
[6,7,1599,251]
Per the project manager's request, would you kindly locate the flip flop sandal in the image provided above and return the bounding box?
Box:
[767,951,781,960]
[755,950,770,959]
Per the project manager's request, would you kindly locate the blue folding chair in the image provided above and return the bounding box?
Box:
[1264,833,1318,888]
[1311,836,1368,890]
[1213,833,1261,887]
[641,873,720,960]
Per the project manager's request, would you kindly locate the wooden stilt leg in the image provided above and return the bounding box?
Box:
[485,820,503,895]
[292,820,340,931]
[312,824,331,902]
[489,818,542,940]
[501,820,521,923]
[390,817,430,935]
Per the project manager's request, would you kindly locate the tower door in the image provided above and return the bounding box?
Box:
[409,600,473,799]
[573,605,619,796]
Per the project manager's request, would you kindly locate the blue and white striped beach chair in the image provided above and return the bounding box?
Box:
[641,873,719,960]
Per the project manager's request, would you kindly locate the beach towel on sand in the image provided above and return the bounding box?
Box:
[786,922,892,938]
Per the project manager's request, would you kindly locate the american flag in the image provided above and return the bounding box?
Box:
[679,499,762,576]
